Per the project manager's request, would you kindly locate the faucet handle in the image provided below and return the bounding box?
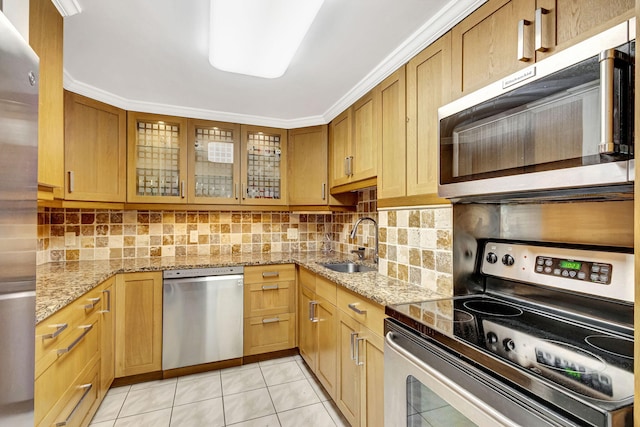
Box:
[351,247,366,260]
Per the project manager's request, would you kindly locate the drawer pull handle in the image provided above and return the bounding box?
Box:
[57,324,93,356]
[348,303,367,315]
[55,383,93,426]
[99,289,111,313]
[262,317,280,324]
[42,323,68,340]
[355,337,365,366]
[262,271,279,278]
[84,297,101,310]
[261,284,279,291]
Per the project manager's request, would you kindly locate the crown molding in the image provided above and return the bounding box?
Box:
[63,0,484,129]
[322,0,485,123]
[63,70,326,129]
[51,0,82,17]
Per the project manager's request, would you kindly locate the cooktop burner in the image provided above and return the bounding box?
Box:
[585,335,634,359]
[463,300,523,317]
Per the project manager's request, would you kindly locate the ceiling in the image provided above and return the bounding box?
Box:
[62,0,484,129]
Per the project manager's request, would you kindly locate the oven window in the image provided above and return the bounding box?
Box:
[406,375,478,427]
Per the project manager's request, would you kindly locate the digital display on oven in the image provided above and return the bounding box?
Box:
[559,260,581,270]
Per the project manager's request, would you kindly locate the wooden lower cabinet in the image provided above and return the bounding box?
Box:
[115,271,163,377]
[34,284,106,427]
[100,277,116,398]
[243,264,297,356]
[298,267,382,426]
[337,312,361,426]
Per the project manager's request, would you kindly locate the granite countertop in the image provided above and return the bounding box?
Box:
[36,251,448,324]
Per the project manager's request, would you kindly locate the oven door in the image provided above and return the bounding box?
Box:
[384,319,578,427]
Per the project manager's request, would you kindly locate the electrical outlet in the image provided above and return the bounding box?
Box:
[287,228,299,240]
[189,230,199,243]
[65,232,77,247]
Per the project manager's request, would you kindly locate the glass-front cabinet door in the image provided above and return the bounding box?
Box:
[187,120,241,204]
[127,112,188,203]
[240,125,288,206]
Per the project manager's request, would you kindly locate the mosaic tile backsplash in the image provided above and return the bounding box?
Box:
[37,188,453,294]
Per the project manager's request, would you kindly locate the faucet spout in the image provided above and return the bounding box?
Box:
[349,217,379,263]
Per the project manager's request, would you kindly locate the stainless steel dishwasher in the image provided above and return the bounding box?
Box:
[162,266,244,370]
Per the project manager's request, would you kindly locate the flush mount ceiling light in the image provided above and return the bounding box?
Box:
[209,0,324,79]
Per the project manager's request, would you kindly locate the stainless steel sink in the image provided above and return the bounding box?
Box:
[320,262,377,273]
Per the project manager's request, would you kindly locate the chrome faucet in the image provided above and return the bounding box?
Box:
[349,217,378,263]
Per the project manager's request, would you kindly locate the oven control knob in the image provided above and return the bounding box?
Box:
[486,252,498,264]
[502,254,515,266]
[486,332,498,344]
[503,339,516,352]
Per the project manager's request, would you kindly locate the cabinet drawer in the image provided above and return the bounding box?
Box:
[37,358,100,427]
[35,313,100,426]
[35,286,104,377]
[245,264,295,284]
[244,281,295,317]
[243,313,296,356]
[337,287,386,336]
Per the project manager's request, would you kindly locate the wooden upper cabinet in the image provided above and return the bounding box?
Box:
[288,126,330,205]
[30,0,64,191]
[126,112,188,203]
[451,0,535,97]
[240,125,288,206]
[64,92,127,202]
[451,0,633,98]
[186,119,241,205]
[406,33,452,199]
[377,67,407,200]
[535,0,634,61]
[329,90,378,191]
[351,90,378,183]
[329,110,352,188]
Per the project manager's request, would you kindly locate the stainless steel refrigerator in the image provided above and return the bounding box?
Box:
[0,11,38,426]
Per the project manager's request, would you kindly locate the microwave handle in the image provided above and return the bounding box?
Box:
[599,48,629,155]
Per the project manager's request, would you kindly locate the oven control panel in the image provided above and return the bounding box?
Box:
[533,256,612,284]
[480,241,633,302]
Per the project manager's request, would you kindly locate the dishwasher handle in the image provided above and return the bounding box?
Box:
[163,274,244,285]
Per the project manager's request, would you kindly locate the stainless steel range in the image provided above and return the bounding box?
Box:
[384,203,634,427]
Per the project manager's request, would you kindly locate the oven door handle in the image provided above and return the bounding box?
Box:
[385,331,521,427]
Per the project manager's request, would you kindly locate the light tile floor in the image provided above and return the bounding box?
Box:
[89,355,350,427]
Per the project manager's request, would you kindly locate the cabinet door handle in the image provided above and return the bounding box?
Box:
[321,183,326,200]
[67,171,74,193]
[355,337,365,366]
[309,301,319,322]
[517,19,532,62]
[261,284,279,291]
[180,181,185,198]
[242,183,246,200]
[534,8,550,52]
[99,289,111,313]
[42,323,68,340]
[262,317,280,324]
[262,271,279,278]
[84,297,101,310]
[348,303,367,315]
[348,156,354,176]
[57,324,93,356]
[234,183,239,200]
[344,157,350,176]
[350,331,359,360]
[55,383,93,426]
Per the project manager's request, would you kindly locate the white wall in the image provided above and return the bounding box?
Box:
[2,0,29,42]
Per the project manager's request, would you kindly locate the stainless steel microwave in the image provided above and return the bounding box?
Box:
[438,20,635,200]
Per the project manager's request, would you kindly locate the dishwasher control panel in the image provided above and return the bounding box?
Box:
[163,266,244,279]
